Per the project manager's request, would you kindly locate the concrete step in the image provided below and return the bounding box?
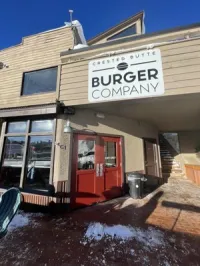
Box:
[162,172,185,178]
[162,164,181,169]
[161,158,174,161]
[161,156,174,159]
[162,170,183,174]
[161,160,181,166]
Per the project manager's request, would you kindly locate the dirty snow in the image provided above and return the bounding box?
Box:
[84,223,165,247]
[8,211,43,232]
[8,214,29,232]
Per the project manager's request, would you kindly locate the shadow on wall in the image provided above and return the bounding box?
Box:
[70,109,158,140]
[70,109,159,179]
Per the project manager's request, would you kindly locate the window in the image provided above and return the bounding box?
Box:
[107,24,137,41]
[77,140,95,170]
[104,141,116,168]
[0,119,55,190]
[22,67,58,95]
[1,136,25,187]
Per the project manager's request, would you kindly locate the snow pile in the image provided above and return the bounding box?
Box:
[8,212,43,232]
[85,223,134,241]
[84,223,165,247]
[8,214,29,232]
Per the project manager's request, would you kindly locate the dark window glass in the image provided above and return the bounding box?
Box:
[7,121,27,133]
[31,120,53,133]
[107,25,137,41]
[104,142,116,168]
[78,140,95,170]
[22,67,57,95]
[24,136,52,189]
[0,137,25,187]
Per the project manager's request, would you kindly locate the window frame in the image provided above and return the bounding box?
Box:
[20,66,58,96]
[107,23,137,41]
[0,117,56,192]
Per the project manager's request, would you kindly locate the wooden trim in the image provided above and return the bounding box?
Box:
[0,122,6,167]
[142,139,146,175]
[73,129,123,139]
[19,72,24,97]
[56,65,61,100]
[66,132,74,199]
[4,132,53,137]
[0,105,57,118]
[20,120,30,188]
[153,143,160,177]
[157,140,162,177]
[49,118,57,184]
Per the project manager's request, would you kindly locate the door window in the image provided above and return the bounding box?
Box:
[104,141,117,168]
[77,139,95,170]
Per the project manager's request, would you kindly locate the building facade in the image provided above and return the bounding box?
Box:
[0,12,200,208]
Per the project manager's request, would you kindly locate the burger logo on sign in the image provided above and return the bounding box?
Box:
[88,49,165,103]
[117,62,128,71]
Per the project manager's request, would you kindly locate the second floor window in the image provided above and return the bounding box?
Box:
[22,67,58,95]
[107,24,137,41]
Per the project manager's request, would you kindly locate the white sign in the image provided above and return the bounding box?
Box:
[88,49,165,103]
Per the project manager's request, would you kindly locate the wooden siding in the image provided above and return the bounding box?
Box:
[60,33,200,106]
[0,27,73,109]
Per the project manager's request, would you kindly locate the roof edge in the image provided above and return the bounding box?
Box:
[87,11,144,45]
[0,25,71,53]
[61,22,200,57]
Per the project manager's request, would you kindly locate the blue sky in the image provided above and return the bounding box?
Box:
[0,0,199,50]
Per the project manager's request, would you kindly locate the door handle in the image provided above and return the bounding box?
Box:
[99,163,104,176]
[96,163,100,177]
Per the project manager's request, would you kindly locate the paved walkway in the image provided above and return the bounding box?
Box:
[0,178,200,265]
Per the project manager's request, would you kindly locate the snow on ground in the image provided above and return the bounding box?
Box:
[8,213,29,232]
[8,211,43,232]
[83,222,165,247]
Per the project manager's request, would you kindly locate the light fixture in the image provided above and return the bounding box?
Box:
[64,119,73,133]
[0,62,8,69]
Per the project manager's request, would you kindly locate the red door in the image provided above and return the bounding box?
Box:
[71,134,122,209]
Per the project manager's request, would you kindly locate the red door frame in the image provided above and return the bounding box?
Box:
[70,133,123,209]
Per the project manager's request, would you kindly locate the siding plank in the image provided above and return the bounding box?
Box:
[0,27,73,109]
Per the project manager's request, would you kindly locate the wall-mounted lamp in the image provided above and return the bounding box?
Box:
[64,119,73,133]
[0,62,8,69]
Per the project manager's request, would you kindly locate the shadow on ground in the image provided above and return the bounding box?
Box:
[0,179,200,265]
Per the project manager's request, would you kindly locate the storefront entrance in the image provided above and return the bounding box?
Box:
[71,134,122,208]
